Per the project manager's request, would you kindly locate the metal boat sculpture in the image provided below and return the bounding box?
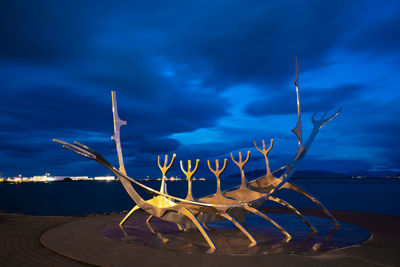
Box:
[54,59,341,252]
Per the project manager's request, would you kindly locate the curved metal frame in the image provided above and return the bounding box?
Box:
[53,58,341,251]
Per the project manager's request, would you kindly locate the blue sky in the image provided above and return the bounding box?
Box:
[0,1,399,178]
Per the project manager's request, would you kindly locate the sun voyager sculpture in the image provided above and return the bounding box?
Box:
[54,58,341,253]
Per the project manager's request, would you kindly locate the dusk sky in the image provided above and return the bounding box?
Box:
[0,1,399,178]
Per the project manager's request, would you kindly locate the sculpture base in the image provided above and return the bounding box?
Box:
[41,209,400,266]
[101,213,369,255]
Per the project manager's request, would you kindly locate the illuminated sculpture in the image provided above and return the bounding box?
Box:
[54,58,341,252]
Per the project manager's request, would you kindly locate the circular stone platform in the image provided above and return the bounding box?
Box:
[101,213,369,255]
[40,209,400,267]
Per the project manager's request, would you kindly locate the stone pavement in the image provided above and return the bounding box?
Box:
[1,208,400,267]
[0,212,87,266]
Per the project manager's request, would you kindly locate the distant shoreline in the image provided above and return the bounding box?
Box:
[1,176,399,184]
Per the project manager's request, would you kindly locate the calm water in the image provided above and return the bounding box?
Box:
[1,178,399,216]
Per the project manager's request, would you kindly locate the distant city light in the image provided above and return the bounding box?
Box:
[0,174,116,183]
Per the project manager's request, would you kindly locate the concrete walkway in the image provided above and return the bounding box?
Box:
[1,209,400,266]
[0,212,87,266]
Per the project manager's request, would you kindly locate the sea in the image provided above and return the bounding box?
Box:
[1,178,400,217]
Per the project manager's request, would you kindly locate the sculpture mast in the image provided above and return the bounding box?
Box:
[111,91,128,175]
[291,56,304,158]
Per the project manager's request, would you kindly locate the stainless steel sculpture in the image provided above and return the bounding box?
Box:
[54,58,341,252]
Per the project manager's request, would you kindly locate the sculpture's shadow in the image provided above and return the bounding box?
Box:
[101,213,369,255]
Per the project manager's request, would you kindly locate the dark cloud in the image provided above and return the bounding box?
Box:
[0,1,111,63]
[155,0,360,87]
[0,87,111,132]
[0,0,359,86]
[349,16,400,54]
[129,137,180,154]
[0,143,45,158]
[0,0,399,177]
[245,83,362,116]
[0,83,227,176]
